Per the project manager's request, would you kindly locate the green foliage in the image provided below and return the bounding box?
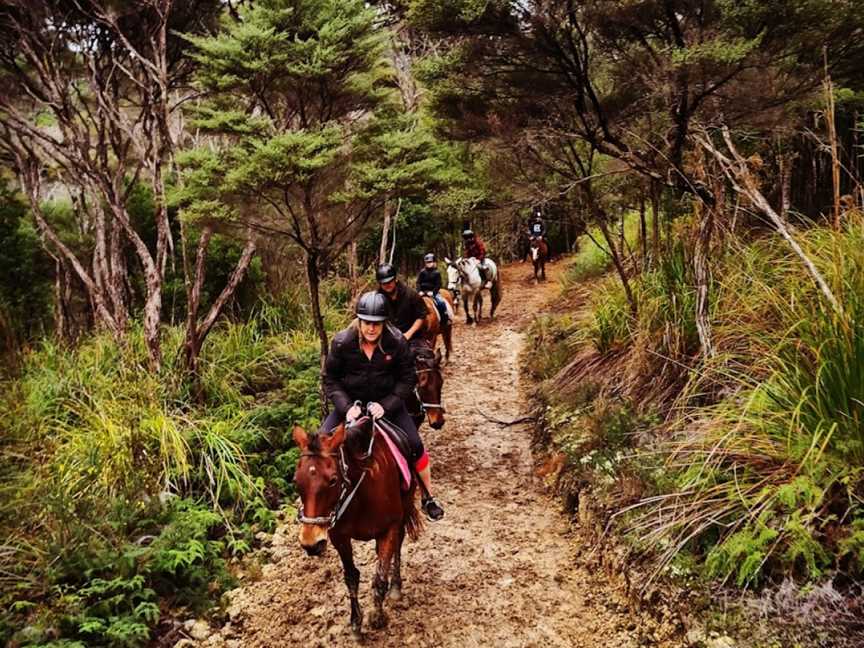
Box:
[706,519,780,587]
[563,210,646,286]
[0,180,53,349]
[0,286,328,645]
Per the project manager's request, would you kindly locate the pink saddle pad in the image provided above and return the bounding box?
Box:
[376,423,412,490]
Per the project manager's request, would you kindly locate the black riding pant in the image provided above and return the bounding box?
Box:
[319,404,427,468]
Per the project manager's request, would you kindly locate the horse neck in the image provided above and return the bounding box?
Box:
[461,266,481,290]
[422,296,439,333]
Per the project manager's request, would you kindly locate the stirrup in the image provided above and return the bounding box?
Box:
[422,496,444,521]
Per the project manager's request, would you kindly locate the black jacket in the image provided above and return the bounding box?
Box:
[416,267,442,293]
[379,280,427,334]
[529,219,546,237]
[322,324,416,417]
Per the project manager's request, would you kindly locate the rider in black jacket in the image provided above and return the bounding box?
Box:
[416,253,449,326]
[321,291,444,520]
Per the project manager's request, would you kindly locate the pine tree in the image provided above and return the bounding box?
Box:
[179,0,447,370]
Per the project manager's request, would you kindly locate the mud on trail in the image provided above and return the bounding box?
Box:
[196,260,685,648]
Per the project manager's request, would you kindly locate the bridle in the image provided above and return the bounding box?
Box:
[415,365,445,415]
[295,420,375,528]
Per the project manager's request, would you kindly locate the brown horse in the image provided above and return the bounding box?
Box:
[530,236,548,281]
[293,420,421,638]
[410,345,445,430]
[419,294,453,362]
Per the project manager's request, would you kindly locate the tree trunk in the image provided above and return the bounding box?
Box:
[651,180,661,266]
[106,200,163,371]
[183,226,213,381]
[379,199,391,265]
[597,213,636,316]
[108,217,129,332]
[700,128,843,315]
[306,250,330,416]
[348,240,359,299]
[824,54,842,230]
[639,195,648,271]
[183,229,257,395]
[20,169,120,336]
[693,200,715,358]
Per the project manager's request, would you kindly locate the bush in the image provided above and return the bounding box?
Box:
[0,286,336,645]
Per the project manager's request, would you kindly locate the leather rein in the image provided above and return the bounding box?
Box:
[295,419,375,529]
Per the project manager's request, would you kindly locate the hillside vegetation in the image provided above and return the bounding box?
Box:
[527,210,864,639]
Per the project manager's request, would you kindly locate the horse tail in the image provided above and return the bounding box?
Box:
[403,482,423,541]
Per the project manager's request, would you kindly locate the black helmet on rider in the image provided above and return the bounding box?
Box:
[423,253,436,264]
[462,229,474,240]
[375,263,397,284]
[356,291,388,322]
[533,206,542,219]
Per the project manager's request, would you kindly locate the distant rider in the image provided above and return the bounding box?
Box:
[529,207,546,240]
[322,291,444,520]
[416,253,449,327]
[462,229,492,289]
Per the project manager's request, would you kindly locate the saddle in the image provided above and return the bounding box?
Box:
[341,416,414,491]
[376,417,415,491]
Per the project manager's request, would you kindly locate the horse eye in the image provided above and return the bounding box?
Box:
[329,476,338,487]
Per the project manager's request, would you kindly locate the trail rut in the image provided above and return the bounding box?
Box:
[196,260,686,648]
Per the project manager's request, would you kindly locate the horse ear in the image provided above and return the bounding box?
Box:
[444,257,452,265]
[321,423,346,451]
[292,425,309,450]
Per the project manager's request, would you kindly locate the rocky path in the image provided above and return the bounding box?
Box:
[193,259,685,648]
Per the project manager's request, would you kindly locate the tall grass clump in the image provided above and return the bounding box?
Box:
[631,218,864,588]
[0,286,339,646]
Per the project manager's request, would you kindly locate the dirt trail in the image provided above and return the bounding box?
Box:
[198,260,685,648]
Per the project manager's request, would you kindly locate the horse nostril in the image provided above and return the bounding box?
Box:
[431,419,445,429]
[304,539,327,556]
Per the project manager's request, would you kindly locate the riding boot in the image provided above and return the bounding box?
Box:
[421,495,445,521]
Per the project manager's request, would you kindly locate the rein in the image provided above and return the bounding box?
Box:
[414,356,445,415]
[296,423,375,528]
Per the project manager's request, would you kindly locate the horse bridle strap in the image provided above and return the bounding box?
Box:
[296,424,375,528]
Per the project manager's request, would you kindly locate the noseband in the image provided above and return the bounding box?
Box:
[296,423,375,528]
[414,364,445,420]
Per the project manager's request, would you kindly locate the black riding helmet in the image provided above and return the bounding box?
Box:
[356,291,388,322]
[424,253,435,263]
[376,263,397,283]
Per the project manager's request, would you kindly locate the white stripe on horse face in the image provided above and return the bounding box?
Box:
[531,247,539,261]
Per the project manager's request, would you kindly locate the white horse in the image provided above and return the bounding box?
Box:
[445,256,501,324]
[446,264,461,313]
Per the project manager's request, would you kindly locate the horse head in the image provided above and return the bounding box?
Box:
[292,423,353,555]
[445,259,461,293]
[454,256,481,289]
[416,347,445,429]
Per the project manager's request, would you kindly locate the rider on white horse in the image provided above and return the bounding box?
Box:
[462,229,493,288]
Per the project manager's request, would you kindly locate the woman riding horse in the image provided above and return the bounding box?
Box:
[320,291,444,521]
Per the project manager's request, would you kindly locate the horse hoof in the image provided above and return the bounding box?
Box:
[352,627,363,642]
[369,610,388,630]
[389,585,402,601]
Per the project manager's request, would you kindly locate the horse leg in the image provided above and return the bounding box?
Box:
[442,322,452,362]
[474,294,482,323]
[389,526,406,600]
[332,533,362,637]
[463,294,472,324]
[369,526,400,630]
